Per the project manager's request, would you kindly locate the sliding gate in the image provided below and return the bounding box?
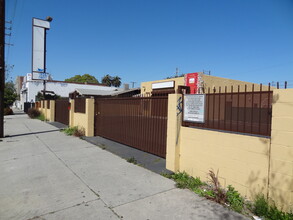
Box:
[94,96,168,158]
[55,99,70,125]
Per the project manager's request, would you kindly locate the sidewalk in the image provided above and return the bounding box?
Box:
[0,111,248,220]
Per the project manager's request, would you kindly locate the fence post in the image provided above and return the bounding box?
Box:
[166,93,182,172]
[69,99,75,127]
[49,100,55,122]
[85,98,94,136]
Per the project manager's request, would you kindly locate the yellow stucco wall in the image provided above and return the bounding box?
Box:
[166,94,182,172]
[44,100,55,122]
[72,112,87,134]
[69,98,94,137]
[270,89,293,211]
[141,74,270,94]
[166,90,293,211]
[179,126,270,199]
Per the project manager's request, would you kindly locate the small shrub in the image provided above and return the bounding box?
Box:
[27,108,41,118]
[4,107,13,115]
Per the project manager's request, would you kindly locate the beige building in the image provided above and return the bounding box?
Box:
[141,73,270,95]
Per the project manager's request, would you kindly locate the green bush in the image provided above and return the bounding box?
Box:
[27,108,41,118]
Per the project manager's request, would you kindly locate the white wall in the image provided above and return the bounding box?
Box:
[19,80,119,110]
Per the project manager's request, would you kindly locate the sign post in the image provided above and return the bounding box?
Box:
[183,94,206,123]
[32,17,52,98]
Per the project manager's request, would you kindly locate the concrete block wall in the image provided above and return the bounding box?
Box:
[179,127,270,199]
[270,89,293,211]
[166,90,293,212]
[46,100,55,122]
[166,94,182,172]
[38,100,55,122]
[69,98,94,137]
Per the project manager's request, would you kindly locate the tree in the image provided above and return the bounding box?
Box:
[112,76,121,87]
[101,74,112,86]
[35,92,60,101]
[65,74,99,84]
[101,75,122,87]
[4,81,17,108]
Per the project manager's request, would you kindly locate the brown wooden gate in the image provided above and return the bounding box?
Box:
[55,99,70,125]
[94,96,168,158]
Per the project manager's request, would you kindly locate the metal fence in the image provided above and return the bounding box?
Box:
[94,96,168,158]
[74,98,86,113]
[182,84,273,136]
[55,99,70,125]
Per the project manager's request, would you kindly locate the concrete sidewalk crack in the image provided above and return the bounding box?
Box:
[111,187,176,209]
[27,199,100,220]
[23,123,101,199]
[23,122,123,219]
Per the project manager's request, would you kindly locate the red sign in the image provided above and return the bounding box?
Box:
[185,72,199,94]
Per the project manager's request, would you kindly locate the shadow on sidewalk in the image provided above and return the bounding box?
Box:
[83,136,173,175]
[5,129,59,138]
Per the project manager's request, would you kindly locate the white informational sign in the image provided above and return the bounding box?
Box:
[32,18,50,80]
[152,81,174,89]
[32,26,45,73]
[33,18,50,29]
[183,94,206,123]
[32,72,50,80]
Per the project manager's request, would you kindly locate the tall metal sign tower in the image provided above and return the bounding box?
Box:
[32,17,52,97]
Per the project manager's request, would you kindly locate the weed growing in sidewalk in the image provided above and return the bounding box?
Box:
[226,185,244,213]
[36,114,45,121]
[253,194,293,220]
[61,126,84,137]
[163,171,293,219]
[127,157,137,165]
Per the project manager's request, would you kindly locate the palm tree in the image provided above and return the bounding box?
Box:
[112,76,121,87]
[101,74,112,86]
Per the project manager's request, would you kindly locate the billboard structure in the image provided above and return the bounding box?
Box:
[32,18,51,80]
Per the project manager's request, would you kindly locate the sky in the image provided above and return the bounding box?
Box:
[5,0,293,88]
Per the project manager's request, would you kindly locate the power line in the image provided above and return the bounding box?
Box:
[0,0,6,138]
[5,0,17,63]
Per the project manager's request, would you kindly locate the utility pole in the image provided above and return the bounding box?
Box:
[130,81,136,88]
[0,0,5,138]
